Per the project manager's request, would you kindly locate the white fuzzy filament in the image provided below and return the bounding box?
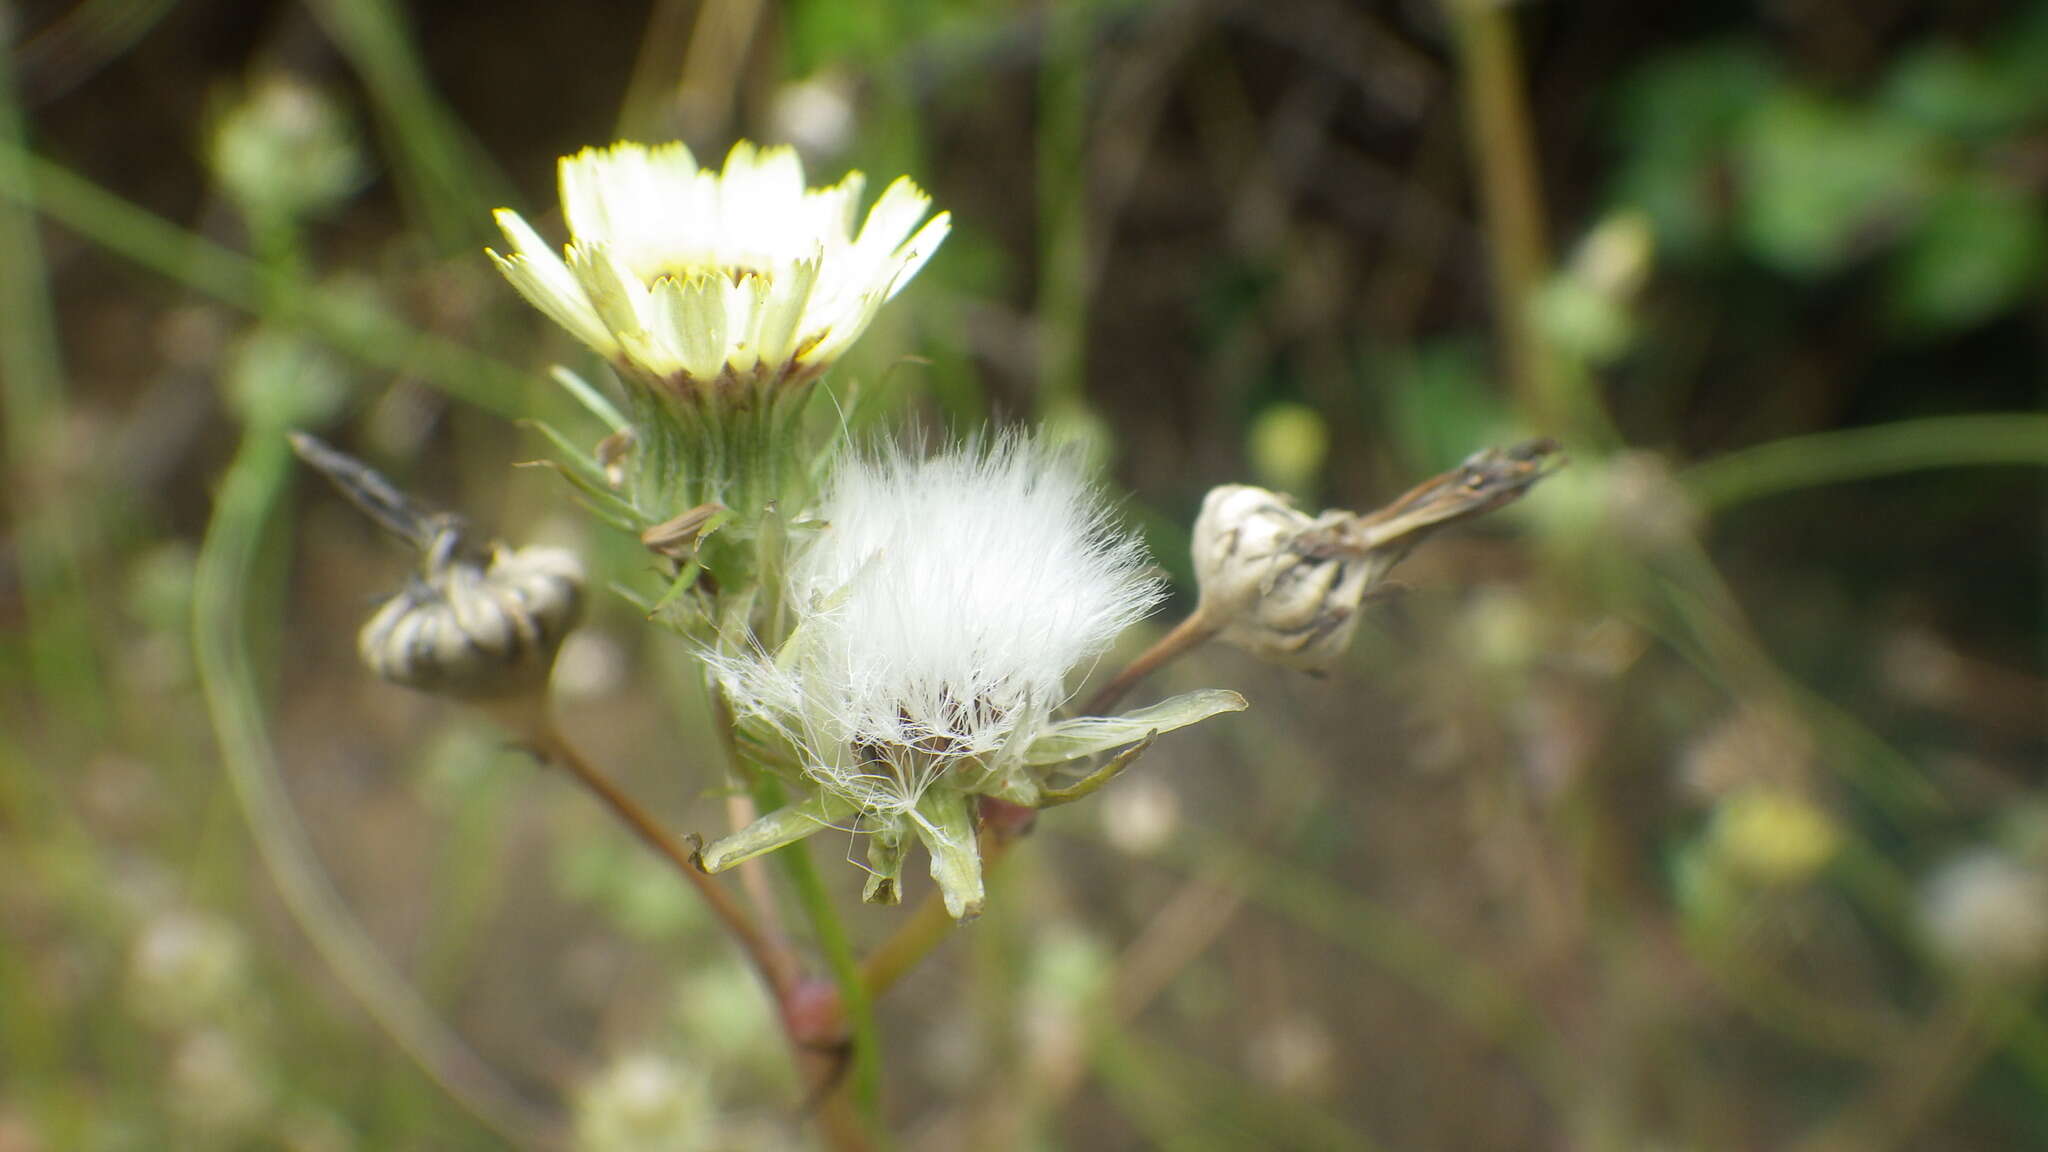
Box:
[714,434,1162,820]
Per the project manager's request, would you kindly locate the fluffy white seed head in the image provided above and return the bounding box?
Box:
[715,435,1162,817]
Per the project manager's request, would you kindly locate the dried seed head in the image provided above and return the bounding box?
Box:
[1191,441,1562,671]
[358,529,584,699]
[1191,485,1374,670]
[291,433,588,701]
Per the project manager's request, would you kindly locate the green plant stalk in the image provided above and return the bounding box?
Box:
[194,418,560,1149]
[0,151,527,418]
[1444,0,1556,429]
[1034,1,1094,434]
[0,27,105,720]
[305,0,505,250]
[1645,543,1947,825]
[746,773,884,1125]
[1682,414,2048,511]
[0,737,91,1148]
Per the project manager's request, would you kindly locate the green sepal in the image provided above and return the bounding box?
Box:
[1023,689,1247,766]
[516,418,646,532]
[1038,732,1157,807]
[548,364,628,433]
[863,818,909,905]
[698,790,856,873]
[913,787,984,921]
[643,556,704,620]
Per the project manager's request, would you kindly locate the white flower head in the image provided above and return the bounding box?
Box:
[489,140,950,394]
[716,434,1163,820]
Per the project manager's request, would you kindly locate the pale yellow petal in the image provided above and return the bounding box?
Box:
[488,251,616,356]
[724,273,771,376]
[569,243,683,375]
[654,275,729,380]
[488,209,613,352]
[755,257,820,365]
[818,171,866,239]
[881,210,952,301]
[852,176,935,256]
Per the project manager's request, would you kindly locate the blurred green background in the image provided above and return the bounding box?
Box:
[2,0,2045,1148]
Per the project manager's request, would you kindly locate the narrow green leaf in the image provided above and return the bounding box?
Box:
[698,791,853,873]
[1025,689,1247,766]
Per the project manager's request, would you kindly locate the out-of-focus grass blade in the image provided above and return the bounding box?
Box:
[0,150,530,419]
[1683,414,2048,511]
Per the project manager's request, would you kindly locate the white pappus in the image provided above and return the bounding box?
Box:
[702,433,1246,919]
[713,433,1164,821]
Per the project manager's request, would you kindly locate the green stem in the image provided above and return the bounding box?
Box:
[1035,2,1094,435]
[0,151,527,418]
[1682,414,2048,512]
[750,775,885,1127]
[304,0,506,250]
[1445,0,1554,428]
[0,20,105,718]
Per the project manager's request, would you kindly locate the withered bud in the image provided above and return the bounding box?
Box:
[1191,440,1562,671]
[596,428,635,489]
[1192,486,1373,670]
[640,501,726,562]
[291,432,587,699]
[358,531,584,698]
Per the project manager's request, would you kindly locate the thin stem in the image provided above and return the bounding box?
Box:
[518,717,798,1002]
[724,790,791,947]
[525,716,872,1152]
[0,17,105,720]
[1083,611,1218,717]
[1681,413,2048,512]
[860,891,955,1001]
[304,0,505,250]
[751,774,885,1132]
[0,152,527,419]
[702,684,791,952]
[706,687,880,1149]
[1445,0,1554,427]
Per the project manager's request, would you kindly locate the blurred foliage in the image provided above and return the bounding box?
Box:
[1,0,2044,1149]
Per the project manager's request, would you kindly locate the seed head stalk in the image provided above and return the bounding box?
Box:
[707,688,886,1137]
[513,704,878,1151]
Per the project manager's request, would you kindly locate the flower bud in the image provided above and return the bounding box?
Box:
[1190,485,1373,670]
[1191,441,1560,672]
[358,532,584,699]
